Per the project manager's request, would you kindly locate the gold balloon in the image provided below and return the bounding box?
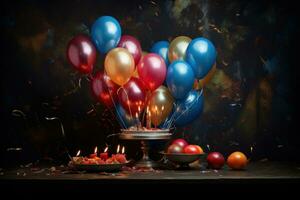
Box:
[148,86,174,126]
[194,62,217,90]
[105,48,135,86]
[168,36,191,63]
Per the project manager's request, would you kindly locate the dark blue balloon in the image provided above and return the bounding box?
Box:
[186,37,216,79]
[166,60,195,100]
[91,16,121,54]
[116,104,136,128]
[150,41,170,66]
[173,90,204,127]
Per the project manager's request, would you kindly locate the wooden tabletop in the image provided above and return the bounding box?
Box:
[1,161,300,182]
[1,161,299,194]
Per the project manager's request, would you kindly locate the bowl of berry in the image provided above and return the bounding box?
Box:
[69,148,130,172]
[162,139,206,168]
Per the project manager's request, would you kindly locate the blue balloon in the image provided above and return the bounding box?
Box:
[186,37,216,79]
[150,41,170,66]
[166,60,195,100]
[91,16,121,54]
[173,90,204,127]
[116,104,136,128]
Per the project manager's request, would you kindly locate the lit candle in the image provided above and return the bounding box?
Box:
[89,146,98,158]
[72,150,82,163]
[76,150,81,157]
[135,112,139,130]
[100,147,108,161]
[147,111,152,129]
[115,146,127,163]
[116,144,120,154]
[155,106,158,129]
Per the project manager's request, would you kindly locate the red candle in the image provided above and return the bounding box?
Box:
[115,146,127,163]
[100,147,108,161]
[115,154,126,163]
[89,146,98,158]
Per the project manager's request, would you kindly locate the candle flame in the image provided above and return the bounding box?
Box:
[104,147,108,153]
[117,145,120,153]
[135,112,138,119]
[76,150,81,157]
[161,106,164,111]
[138,106,141,112]
[122,146,125,154]
[155,105,158,112]
[94,146,98,154]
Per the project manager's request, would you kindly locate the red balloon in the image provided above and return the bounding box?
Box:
[67,35,96,74]
[117,35,142,65]
[91,72,119,107]
[137,53,166,91]
[118,77,147,114]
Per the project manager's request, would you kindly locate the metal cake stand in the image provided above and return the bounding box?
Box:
[119,129,171,168]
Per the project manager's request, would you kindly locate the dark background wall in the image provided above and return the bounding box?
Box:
[1,0,299,166]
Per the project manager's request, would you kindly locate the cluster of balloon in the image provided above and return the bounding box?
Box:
[66,16,217,129]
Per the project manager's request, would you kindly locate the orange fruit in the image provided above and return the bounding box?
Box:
[194,145,204,154]
[227,151,248,170]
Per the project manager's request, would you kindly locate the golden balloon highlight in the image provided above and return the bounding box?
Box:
[148,86,174,126]
[168,36,191,63]
[104,48,135,86]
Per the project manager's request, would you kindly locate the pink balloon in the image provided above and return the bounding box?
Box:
[137,53,167,91]
[117,35,142,65]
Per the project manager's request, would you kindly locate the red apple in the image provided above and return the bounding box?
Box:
[167,144,183,154]
[172,138,188,148]
[183,145,203,154]
[207,152,225,169]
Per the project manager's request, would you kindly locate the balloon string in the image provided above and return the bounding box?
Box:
[109,87,127,129]
[165,103,178,129]
[168,89,203,128]
[108,104,126,129]
[85,74,93,82]
[103,71,127,129]
[117,87,134,122]
[142,91,151,127]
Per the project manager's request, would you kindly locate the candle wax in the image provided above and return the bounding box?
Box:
[100,152,108,160]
